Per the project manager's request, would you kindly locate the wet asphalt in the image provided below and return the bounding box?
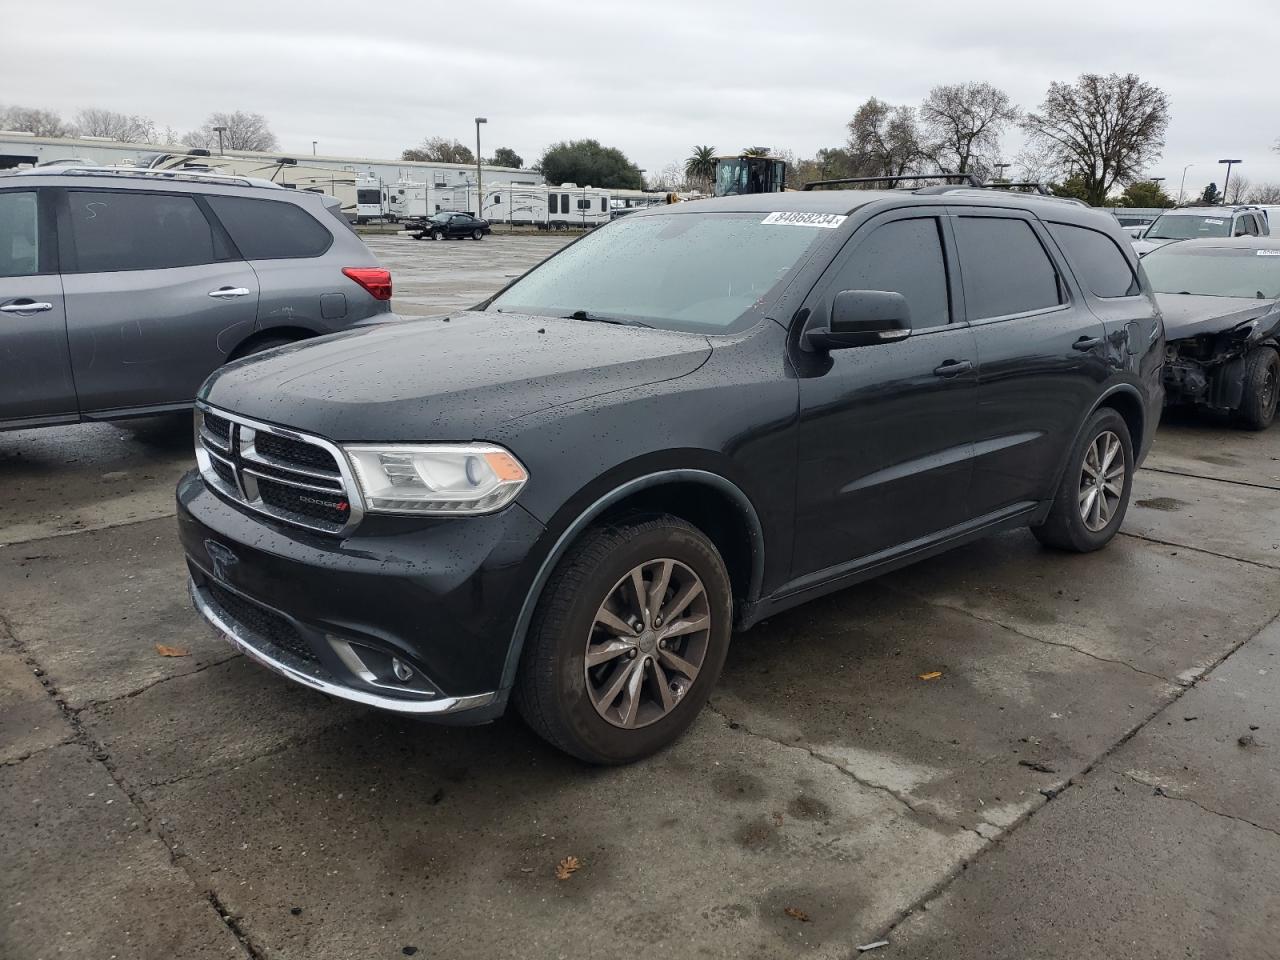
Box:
[1,235,1277,960]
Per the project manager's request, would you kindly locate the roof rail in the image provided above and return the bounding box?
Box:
[4,165,277,189]
[802,173,983,191]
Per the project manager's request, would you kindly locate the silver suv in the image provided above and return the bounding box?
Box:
[1132,205,1271,256]
[0,165,395,431]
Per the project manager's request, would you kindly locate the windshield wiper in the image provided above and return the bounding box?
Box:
[562,309,651,328]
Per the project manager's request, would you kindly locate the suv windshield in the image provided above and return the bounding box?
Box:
[487,212,832,333]
[1143,246,1280,299]
[1145,214,1233,240]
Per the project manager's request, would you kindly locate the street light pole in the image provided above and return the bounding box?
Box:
[213,125,227,155]
[1177,163,1194,205]
[474,117,487,219]
[312,140,317,156]
[1219,159,1241,204]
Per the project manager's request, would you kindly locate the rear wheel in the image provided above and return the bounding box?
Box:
[1032,407,1134,553]
[471,228,483,240]
[514,515,732,764]
[1237,346,1279,431]
[432,228,445,241]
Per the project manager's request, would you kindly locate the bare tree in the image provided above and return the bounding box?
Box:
[919,82,1019,178]
[1246,182,1280,204]
[1224,175,1252,205]
[402,137,474,164]
[650,162,691,192]
[1022,73,1169,206]
[0,105,72,137]
[183,111,279,152]
[73,108,156,143]
[847,98,922,178]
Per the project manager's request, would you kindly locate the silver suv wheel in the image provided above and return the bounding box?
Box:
[1079,430,1125,532]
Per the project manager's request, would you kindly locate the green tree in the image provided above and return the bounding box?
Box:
[1200,182,1220,204]
[1022,73,1169,206]
[487,147,523,169]
[537,139,643,189]
[684,145,717,189]
[1112,181,1175,208]
[1049,174,1092,202]
[742,146,771,157]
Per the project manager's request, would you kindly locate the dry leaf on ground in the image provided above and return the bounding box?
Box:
[784,907,810,922]
[155,644,190,657]
[555,856,581,881]
[918,671,942,681]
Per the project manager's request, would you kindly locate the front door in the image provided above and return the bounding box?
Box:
[791,211,979,582]
[58,188,260,415]
[0,187,77,426]
[951,208,1109,515]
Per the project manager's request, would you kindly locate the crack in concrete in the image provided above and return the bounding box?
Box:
[705,702,982,841]
[0,611,255,960]
[0,506,179,549]
[889,586,1178,686]
[73,651,243,712]
[1119,529,1280,571]
[1121,771,1280,840]
[1142,465,1280,493]
[0,735,79,768]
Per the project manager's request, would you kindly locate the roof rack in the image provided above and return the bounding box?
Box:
[4,165,278,189]
[802,173,983,191]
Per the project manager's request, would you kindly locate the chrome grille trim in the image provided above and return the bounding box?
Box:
[194,402,364,536]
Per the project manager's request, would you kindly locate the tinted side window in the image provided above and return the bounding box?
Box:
[0,191,40,277]
[205,196,332,260]
[827,217,950,328]
[954,217,1062,320]
[68,191,221,272]
[1047,222,1140,298]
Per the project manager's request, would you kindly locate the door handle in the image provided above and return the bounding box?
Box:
[0,301,54,314]
[208,287,251,299]
[1072,336,1104,351]
[933,359,973,378]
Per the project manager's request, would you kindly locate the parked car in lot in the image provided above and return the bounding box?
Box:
[178,184,1164,764]
[410,210,491,241]
[0,165,394,431]
[1142,237,1280,429]
[1132,205,1270,256]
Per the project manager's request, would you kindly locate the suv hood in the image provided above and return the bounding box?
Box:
[1156,293,1278,341]
[201,311,712,442]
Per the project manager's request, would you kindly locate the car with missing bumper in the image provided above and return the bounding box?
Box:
[178,183,1163,764]
[1142,236,1280,429]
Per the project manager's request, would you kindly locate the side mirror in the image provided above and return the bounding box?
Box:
[805,290,912,351]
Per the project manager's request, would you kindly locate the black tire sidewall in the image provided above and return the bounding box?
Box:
[528,522,731,764]
[1063,408,1134,549]
[1241,347,1279,430]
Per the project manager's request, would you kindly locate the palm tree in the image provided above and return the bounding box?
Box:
[684,145,717,190]
[742,146,771,157]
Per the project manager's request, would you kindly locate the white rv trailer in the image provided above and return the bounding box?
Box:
[355,177,389,222]
[140,152,362,218]
[544,184,612,229]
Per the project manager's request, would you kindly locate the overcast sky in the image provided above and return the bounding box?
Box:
[8,0,1280,194]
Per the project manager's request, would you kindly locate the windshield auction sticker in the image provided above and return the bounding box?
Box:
[762,212,847,228]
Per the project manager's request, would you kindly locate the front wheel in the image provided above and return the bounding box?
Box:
[1032,407,1134,552]
[1237,346,1279,431]
[514,515,732,764]
[471,228,484,240]
[432,229,445,241]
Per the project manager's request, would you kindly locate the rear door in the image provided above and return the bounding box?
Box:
[0,186,76,426]
[953,207,1108,516]
[58,188,260,415]
[791,210,979,580]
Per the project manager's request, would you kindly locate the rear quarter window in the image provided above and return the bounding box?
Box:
[1047,222,1140,298]
[205,195,333,260]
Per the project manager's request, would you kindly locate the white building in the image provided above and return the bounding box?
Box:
[0,132,543,192]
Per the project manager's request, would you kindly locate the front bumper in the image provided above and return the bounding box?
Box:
[178,469,547,720]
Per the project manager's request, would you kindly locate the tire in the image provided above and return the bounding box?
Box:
[229,335,299,362]
[514,514,732,764]
[1032,407,1134,553]
[1237,346,1279,431]
[432,229,444,241]
[471,229,483,240]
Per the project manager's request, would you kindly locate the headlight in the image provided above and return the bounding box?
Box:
[343,443,528,515]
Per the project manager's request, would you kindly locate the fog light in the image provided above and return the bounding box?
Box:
[392,657,414,682]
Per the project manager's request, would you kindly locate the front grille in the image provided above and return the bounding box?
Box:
[258,477,352,526]
[195,405,358,535]
[255,432,339,473]
[206,581,316,664]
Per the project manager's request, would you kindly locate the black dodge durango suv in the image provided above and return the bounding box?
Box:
[178,184,1164,764]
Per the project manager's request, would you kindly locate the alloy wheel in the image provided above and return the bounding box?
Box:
[1079,430,1125,532]
[584,558,710,729]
